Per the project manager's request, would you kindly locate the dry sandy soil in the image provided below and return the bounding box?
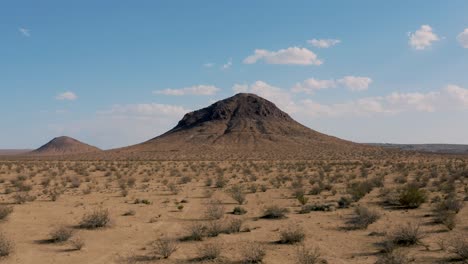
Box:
[0,159,466,264]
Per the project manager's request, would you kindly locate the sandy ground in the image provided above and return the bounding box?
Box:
[0,160,466,264]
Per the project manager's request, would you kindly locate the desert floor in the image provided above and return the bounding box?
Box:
[0,159,466,263]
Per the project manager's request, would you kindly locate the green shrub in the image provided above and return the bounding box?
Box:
[398,184,426,208]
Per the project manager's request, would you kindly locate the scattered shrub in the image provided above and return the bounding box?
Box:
[448,237,468,261]
[296,244,321,264]
[50,226,74,243]
[205,201,225,220]
[224,218,243,234]
[398,184,426,209]
[347,206,380,229]
[229,185,246,205]
[389,223,423,247]
[0,233,13,257]
[375,250,411,264]
[262,205,289,219]
[240,242,266,263]
[197,242,221,260]
[279,225,305,244]
[69,237,85,251]
[233,206,247,215]
[79,208,110,229]
[186,223,206,241]
[151,238,178,259]
[0,206,13,220]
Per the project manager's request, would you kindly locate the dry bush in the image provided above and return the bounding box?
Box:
[295,244,321,264]
[197,242,221,260]
[204,200,225,220]
[228,185,246,205]
[262,205,289,219]
[375,250,411,264]
[0,206,13,220]
[448,237,468,261]
[206,220,223,237]
[79,208,111,229]
[279,225,305,244]
[224,218,243,234]
[233,206,247,215]
[240,242,266,263]
[69,237,85,251]
[151,238,178,259]
[185,223,206,241]
[347,206,380,229]
[389,223,423,247]
[0,233,13,257]
[50,226,74,243]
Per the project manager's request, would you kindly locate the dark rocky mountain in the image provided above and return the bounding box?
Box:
[30,136,101,156]
[116,93,381,160]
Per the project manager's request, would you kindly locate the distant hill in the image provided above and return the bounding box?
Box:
[367,143,468,154]
[110,93,383,160]
[30,136,101,156]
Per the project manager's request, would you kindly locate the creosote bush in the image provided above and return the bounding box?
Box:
[375,250,411,264]
[347,206,380,229]
[204,200,225,220]
[50,226,74,243]
[0,206,13,221]
[389,223,423,247]
[262,205,289,219]
[398,184,426,208]
[0,233,13,257]
[233,206,247,215]
[79,208,111,229]
[296,244,321,264]
[228,185,246,205]
[279,225,305,244]
[151,238,178,259]
[197,242,221,260]
[240,242,266,263]
[448,237,468,261]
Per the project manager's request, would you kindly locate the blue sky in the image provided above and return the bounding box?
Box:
[1,0,468,149]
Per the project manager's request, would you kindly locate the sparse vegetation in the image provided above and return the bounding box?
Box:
[279,225,305,244]
[240,242,266,263]
[262,205,289,219]
[151,238,178,259]
[79,208,111,229]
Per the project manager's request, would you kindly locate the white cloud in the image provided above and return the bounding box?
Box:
[457,28,468,48]
[55,91,77,101]
[203,63,214,68]
[232,84,249,93]
[100,103,189,117]
[292,78,336,94]
[408,25,439,50]
[234,80,468,119]
[18,27,30,37]
[292,76,372,93]
[243,47,323,65]
[337,76,373,91]
[444,84,468,106]
[232,81,298,113]
[153,85,220,96]
[308,38,341,48]
[222,58,232,69]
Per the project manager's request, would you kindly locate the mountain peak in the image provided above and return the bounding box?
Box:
[168,93,291,134]
[114,93,376,160]
[31,136,101,156]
